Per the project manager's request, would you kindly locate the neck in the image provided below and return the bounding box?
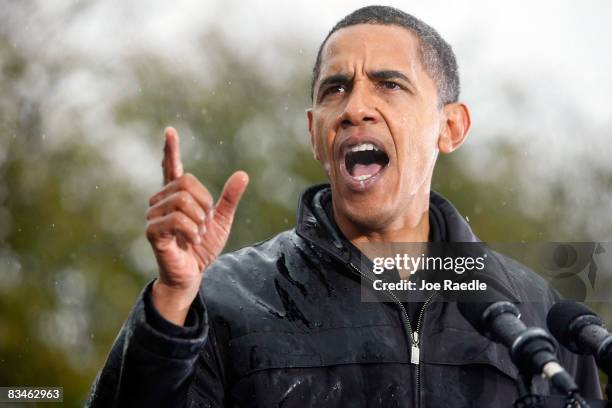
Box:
[332,190,431,252]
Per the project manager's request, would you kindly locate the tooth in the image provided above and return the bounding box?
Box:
[349,143,379,153]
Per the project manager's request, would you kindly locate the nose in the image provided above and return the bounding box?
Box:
[338,83,380,128]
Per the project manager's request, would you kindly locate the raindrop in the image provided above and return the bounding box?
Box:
[298,49,303,55]
[284,218,288,224]
[228,81,232,86]
[41,133,46,140]
[465,216,470,223]
[283,106,289,111]
[95,185,99,190]
[219,140,223,145]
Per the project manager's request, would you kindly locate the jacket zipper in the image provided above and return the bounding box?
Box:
[414,292,436,406]
[349,263,414,339]
[349,262,436,407]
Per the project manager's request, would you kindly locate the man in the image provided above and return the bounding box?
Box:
[87,6,601,407]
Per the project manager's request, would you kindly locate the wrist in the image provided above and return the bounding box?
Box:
[151,279,200,326]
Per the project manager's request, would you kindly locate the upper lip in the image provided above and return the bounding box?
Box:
[337,135,389,161]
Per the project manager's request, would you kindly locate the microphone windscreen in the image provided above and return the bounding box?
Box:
[457,276,517,334]
[546,300,595,347]
[457,300,490,332]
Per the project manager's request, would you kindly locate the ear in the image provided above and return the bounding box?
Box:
[438,102,471,154]
[306,108,320,161]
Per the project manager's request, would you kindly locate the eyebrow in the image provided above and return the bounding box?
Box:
[316,70,414,99]
[369,70,413,87]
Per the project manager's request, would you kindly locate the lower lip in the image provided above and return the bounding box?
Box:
[338,160,388,192]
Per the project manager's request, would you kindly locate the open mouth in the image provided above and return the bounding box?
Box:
[344,143,390,181]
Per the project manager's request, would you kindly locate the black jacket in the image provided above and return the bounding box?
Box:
[87,184,602,407]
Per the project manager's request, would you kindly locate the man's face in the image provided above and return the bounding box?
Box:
[308,24,445,230]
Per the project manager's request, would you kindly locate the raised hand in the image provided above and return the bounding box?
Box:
[145,127,249,325]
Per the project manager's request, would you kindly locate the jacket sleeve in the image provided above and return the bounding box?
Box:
[85,280,227,407]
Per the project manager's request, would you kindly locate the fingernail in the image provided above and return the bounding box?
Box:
[199,223,207,237]
[197,209,206,221]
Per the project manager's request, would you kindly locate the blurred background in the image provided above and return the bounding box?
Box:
[1,0,611,405]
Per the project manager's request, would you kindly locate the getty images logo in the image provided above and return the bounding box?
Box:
[538,242,606,302]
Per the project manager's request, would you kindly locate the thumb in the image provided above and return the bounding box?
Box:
[214,171,250,226]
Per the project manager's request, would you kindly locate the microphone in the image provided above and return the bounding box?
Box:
[547,300,612,377]
[457,283,583,399]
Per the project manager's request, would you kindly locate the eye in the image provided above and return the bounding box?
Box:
[321,84,347,99]
[379,81,402,91]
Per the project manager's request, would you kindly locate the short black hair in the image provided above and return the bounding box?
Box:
[311,5,460,106]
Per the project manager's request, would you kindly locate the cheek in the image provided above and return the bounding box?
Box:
[313,116,337,162]
[395,120,439,172]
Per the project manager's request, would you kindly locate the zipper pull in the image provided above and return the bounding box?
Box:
[411,331,420,365]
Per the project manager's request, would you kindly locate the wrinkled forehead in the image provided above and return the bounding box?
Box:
[318,24,423,79]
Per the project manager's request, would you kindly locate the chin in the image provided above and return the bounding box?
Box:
[341,198,396,231]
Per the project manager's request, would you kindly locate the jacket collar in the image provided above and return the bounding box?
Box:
[295,183,519,301]
[295,183,478,248]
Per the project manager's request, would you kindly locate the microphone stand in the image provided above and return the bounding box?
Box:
[513,373,545,408]
[566,392,592,408]
[512,372,592,408]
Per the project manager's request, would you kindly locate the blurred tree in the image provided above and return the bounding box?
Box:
[0,8,609,406]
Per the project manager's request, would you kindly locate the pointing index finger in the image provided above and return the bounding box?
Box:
[163,126,184,185]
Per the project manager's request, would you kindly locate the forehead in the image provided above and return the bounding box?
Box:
[319,24,423,76]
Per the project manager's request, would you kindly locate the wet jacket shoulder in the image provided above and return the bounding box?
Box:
[86,184,602,407]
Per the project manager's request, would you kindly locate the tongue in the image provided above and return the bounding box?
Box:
[351,163,382,177]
